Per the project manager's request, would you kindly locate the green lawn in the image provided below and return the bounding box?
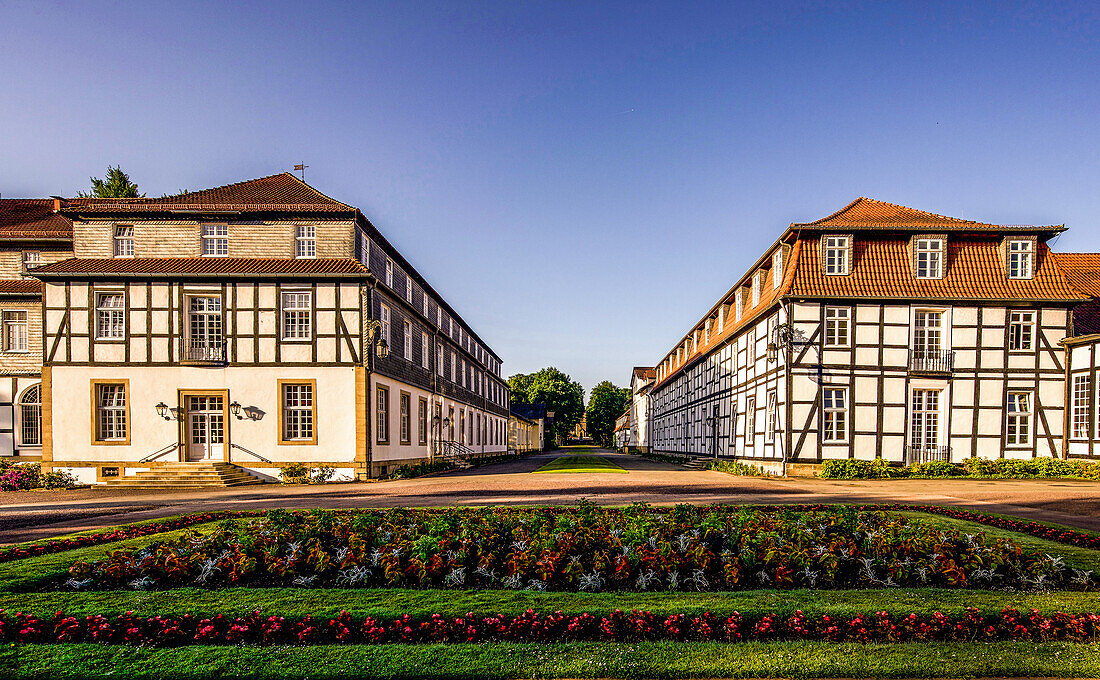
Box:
[533,455,627,474]
[7,641,1100,678]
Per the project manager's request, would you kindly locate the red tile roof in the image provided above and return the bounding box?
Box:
[0,199,73,239]
[64,173,354,214]
[788,236,1082,301]
[791,197,1062,233]
[0,280,43,295]
[31,257,371,278]
[1051,253,1100,336]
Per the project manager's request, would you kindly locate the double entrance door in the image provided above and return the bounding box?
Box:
[183,394,226,461]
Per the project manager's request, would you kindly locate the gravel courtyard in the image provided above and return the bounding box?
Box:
[2,449,1099,544]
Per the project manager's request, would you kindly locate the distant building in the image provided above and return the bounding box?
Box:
[569,413,588,442]
[628,367,656,452]
[613,408,630,449]
[510,403,548,452]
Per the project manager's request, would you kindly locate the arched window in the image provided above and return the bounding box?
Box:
[19,384,41,447]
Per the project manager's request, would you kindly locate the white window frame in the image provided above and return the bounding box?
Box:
[823,236,850,275]
[752,273,761,307]
[22,250,42,270]
[421,331,430,369]
[1071,375,1090,440]
[385,258,394,288]
[824,306,850,348]
[379,303,391,347]
[765,390,777,442]
[450,351,456,382]
[282,382,315,442]
[1007,310,1035,352]
[405,277,413,304]
[745,396,756,448]
[734,289,743,321]
[403,320,412,361]
[1005,391,1032,447]
[1008,240,1034,279]
[437,344,444,376]
[822,387,848,443]
[772,249,783,289]
[19,384,41,447]
[2,310,28,352]
[95,291,125,340]
[280,291,312,341]
[914,238,944,279]
[295,225,317,259]
[113,226,134,258]
[95,382,127,442]
[201,224,229,257]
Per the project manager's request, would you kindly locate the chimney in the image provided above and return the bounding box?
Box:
[50,195,67,212]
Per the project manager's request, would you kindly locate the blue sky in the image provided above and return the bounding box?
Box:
[2,1,1098,394]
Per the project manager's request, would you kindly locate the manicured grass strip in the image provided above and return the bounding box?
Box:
[5,641,1100,678]
[0,521,239,592]
[5,587,1099,619]
[533,456,627,474]
[900,511,1100,572]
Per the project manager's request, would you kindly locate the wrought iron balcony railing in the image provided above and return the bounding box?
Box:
[908,349,954,374]
[905,444,950,465]
[183,340,227,363]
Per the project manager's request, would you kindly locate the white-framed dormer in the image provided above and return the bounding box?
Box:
[1004,236,1037,280]
[734,289,743,322]
[772,248,784,289]
[113,225,134,258]
[822,235,851,275]
[911,234,946,279]
[200,224,229,257]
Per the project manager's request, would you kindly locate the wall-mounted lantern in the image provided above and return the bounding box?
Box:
[230,401,242,419]
[155,402,170,420]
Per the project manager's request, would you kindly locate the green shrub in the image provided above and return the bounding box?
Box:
[909,460,963,478]
[278,463,310,484]
[706,460,770,476]
[819,459,876,479]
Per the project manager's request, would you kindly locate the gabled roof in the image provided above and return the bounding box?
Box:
[632,367,656,379]
[63,173,354,215]
[31,257,371,279]
[511,404,548,422]
[0,199,73,240]
[791,197,1063,233]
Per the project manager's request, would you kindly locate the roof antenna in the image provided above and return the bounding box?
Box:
[293,163,309,181]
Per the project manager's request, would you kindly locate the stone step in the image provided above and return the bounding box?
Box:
[102,462,264,488]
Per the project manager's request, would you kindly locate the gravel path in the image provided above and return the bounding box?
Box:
[2,449,1099,544]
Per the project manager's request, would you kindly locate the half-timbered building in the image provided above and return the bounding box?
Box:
[1054,253,1100,459]
[646,198,1086,472]
[32,174,509,483]
[0,198,73,459]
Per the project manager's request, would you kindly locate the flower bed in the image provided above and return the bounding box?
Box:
[4,503,1098,567]
[3,607,1098,646]
[61,506,1097,592]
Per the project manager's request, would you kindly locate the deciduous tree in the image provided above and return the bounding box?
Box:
[507,367,584,446]
[585,381,631,448]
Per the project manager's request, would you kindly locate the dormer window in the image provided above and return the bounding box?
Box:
[113,226,134,258]
[772,249,783,289]
[385,258,394,287]
[1008,240,1034,279]
[823,236,850,275]
[914,238,944,279]
[201,224,228,257]
[752,272,761,307]
[21,251,41,270]
[295,225,316,259]
[734,289,743,321]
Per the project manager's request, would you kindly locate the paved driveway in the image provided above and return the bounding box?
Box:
[2,449,1099,544]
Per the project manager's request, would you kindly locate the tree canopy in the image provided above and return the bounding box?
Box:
[507,367,584,447]
[585,381,632,448]
[78,165,144,198]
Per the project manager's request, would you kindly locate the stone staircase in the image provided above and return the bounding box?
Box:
[103,462,264,489]
[681,456,710,471]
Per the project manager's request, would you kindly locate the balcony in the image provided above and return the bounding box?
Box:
[908,349,954,375]
[905,445,950,465]
[182,340,226,364]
